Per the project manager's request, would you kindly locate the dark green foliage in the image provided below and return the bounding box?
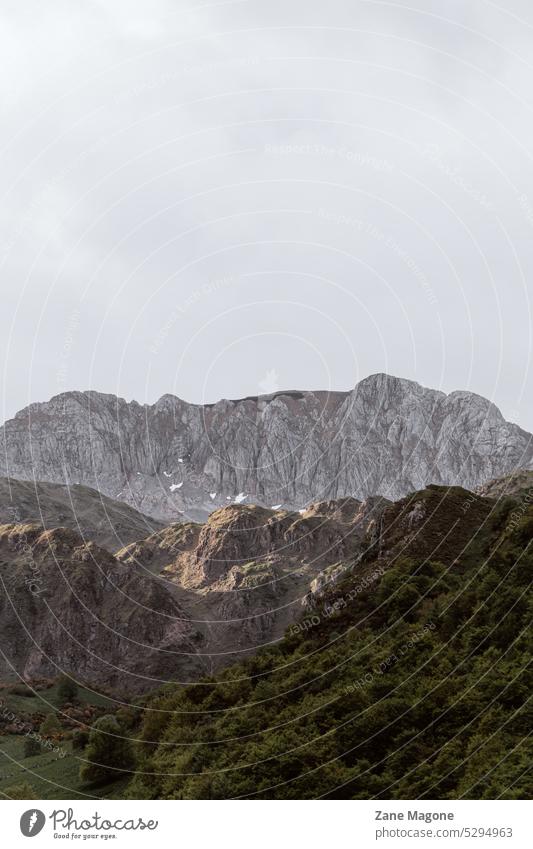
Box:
[10,683,35,697]
[39,713,61,738]
[57,674,78,703]
[2,781,38,799]
[72,728,90,750]
[23,737,41,758]
[80,715,135,786]
[127,493,533,800]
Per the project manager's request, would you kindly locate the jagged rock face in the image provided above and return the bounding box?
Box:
[0,499,386,691]
[116,500,386,665]
[114,486,497,671]
[0,524,203,692]
[0,485,500,690]
[167,504,362,589]
[116,523,201,575]
[0,477,163,553]
[1,374,531,522]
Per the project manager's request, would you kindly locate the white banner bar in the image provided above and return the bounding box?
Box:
[2,799,529,847]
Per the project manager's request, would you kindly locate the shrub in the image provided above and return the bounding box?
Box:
[23,737,41,758]
[57,675,78,703]
[72,728,90,750]
[10,683,35,697]
[3,782,37,799]
[40,712,61,738]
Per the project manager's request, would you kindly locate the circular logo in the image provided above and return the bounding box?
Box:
[20,809,46,837]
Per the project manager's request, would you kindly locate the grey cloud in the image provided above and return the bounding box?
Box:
[0,0,531,430]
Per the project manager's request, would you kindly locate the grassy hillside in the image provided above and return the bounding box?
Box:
[0,735,128,800]
[0,680,125,799]
[127,486,532,800]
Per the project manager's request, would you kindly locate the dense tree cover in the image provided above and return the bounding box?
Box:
[127,491,532,800]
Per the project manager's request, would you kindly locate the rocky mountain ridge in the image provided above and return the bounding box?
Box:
[116,496,389,665]
[0,494,386,690]
[0,479,513,693]
[1,373,531,522]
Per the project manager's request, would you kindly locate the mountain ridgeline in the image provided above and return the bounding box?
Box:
[1,373,531,522]
[0,477,163,552]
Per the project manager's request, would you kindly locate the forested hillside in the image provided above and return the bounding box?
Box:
[127,485,532,800]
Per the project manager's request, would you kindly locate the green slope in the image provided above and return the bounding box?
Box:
[127,486,532,800]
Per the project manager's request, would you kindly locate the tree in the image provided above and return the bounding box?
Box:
[23,737,41,758]
[57,674,78,703]
[72,728,90,750]
[3,782,38,799]
[40,713,61,738]
[11,682,35,697]
[80,715,135,786]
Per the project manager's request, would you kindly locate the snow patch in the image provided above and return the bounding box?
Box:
[163,471,172,478]
[234,492,247,504]
[170,483,183,492]
[271,504,282,510]
[209,492,217,499]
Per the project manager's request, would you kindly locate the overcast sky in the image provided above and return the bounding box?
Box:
[1,0,532,430]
